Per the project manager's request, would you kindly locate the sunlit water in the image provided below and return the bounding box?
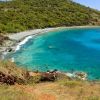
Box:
[9,27,100,80]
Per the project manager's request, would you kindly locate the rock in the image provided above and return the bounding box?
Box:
[0,35,9,45]
[47,69,58,73]
[41,71,58,81]
[0,71,26,85]
[75,72,87,80]
[29,71,41,77]
[7,48,13,52]
[66,73,74,77]
[0,71,16,85]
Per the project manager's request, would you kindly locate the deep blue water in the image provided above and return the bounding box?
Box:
[11,27,100,80]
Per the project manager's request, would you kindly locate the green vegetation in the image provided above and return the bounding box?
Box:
[27,75,41,85]
[0,0,100,34]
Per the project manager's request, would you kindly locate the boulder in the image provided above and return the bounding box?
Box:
[0,35,9,45]
[75,72,87,80]
[0,71,16,85]
[41,71,58,81]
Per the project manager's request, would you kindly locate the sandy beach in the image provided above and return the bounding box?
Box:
[7,27,64,41]
[7,26,100,41]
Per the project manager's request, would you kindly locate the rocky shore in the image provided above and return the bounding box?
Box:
[0,68,87,85]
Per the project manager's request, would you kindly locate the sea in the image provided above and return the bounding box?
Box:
[9,27,100,80]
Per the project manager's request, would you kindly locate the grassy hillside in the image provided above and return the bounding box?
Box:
[0,0,100,34]
[0,61,100,100]
[0,60,27,79]
[0,77,100,100]
[0,82,100,100]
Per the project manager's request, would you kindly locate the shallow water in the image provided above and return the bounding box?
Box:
[10,27,100,80]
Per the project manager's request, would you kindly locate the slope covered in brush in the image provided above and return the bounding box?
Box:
[0,0,100,34]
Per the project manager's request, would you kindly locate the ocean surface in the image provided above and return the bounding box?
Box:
[10,27,100,80]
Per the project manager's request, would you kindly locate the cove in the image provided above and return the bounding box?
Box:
[10,27,100,80]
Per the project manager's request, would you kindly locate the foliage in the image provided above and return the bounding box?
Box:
[27,75,41,85]
[0,0,100,34]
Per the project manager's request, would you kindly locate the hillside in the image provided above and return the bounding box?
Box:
[0,81,100,100]
[0,0,100,34]
[0,61,100,100]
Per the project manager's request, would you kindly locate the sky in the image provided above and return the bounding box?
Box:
[0,0,10,1]
[74,0,100,10]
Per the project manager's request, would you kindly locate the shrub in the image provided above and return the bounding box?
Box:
[27,75,41,85]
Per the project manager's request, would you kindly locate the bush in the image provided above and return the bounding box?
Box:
[0,0,100,34]
[27,75,41,85]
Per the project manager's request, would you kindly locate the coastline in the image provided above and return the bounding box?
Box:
[0,27,61,59]
[0,25,100,80]
[7,26,100,41]
[0,25,100,60]
[7,25,100,52]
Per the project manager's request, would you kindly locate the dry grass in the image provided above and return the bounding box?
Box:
[0,81,99,100]
[29,81,100,100]
[0,84,36,100]
[0,60,28,80]
[0,61,100,100]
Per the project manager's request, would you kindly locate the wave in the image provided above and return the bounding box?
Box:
[11,57,14,62]
[15,36,33,51]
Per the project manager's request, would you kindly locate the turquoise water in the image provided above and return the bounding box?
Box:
[11,27,100,80]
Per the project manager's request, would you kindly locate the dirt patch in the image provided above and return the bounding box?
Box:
[38,93,56,100]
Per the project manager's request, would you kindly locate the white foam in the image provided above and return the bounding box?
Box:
[1,51,8,60]
[15,36,33,51]
[65,72,75,77]
[3,51,8,55]
[11,57,14,62]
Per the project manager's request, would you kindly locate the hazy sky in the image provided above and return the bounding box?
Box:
[74,0,100,10]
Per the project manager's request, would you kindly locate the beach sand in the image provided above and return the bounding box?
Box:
[7,26,100,41]
[7,27,63,41]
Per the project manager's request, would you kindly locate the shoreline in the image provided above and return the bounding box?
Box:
[7,25,100,52]
[7,25,100,41]
[0,25,100,60]
[0,25,100,80]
